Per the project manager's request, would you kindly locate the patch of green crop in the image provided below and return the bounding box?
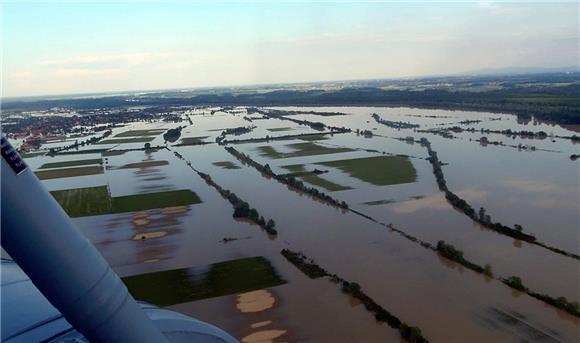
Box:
[177,136,210,145]
[267,127,293,132]
[111,190,201,213]
[39,158,102,169]
[281,164,351,191]
[35,166,103,180]
[114,129,165,137]
[97,137,154,145]
[119,160,169,169]
[213,161,240,169]
[51,186,112,217]
[298,134,329,141]
[50,187,202,217]
[122,256,286,306]
[257,142,352,159]
[318,156,417,186]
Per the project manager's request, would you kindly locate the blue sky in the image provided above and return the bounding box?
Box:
[2,1,578,97]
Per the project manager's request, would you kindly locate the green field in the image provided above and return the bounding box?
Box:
[51,186,112,217]
[267,127,293,132]
[317,156,417,186]
[102,150,127,157]
[282,164,351,191]
[111,190,201,213]
[257,142,353,159]
[39,158,102,169]
[298,134,329,141]
[50,186,202,217]
[35,166,103,180]
[114,129,166,137]
[213,161,240,169]
[122,256,286,306]
[177,136,209,145]
[508,96,580,106]
[97,137,154,145]
[21,151,46,158]
[119,160,169,169]
[362,199,397,206]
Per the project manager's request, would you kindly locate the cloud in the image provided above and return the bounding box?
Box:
[501,179,560,193]
[13,71,33,78]
[391,194,448,214]
[41,52,174,66]
[54,68,125,77]
[391,188,488,214]
[478,1,517,14]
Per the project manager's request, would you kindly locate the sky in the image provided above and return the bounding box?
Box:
[1,1,579,97]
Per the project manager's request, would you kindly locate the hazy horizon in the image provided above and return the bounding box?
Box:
[2,1,579,98]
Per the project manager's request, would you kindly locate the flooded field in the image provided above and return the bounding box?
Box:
[24,106,579,342]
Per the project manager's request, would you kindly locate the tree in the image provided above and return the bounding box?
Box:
[504,276,526,291]
[478,207,486,222]
[483,264,493,277]
[514,224,523,232]
[266,219,276,229]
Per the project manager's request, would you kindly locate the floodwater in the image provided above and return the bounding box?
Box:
[25,105,579,342]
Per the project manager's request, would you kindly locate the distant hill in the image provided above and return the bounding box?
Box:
[465,66,579,76]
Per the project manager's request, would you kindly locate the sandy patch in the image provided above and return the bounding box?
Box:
[250,321,272,329]
[132,231,167,241]
[236,290,275,313]
[161,206,189,215]
[132,218,150,226]
[133,211,151,219]
[241,329,286,343]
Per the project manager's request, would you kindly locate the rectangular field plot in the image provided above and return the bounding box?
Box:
[21,151,47,158]
[35,165,103,180]
[257,142,353,159]
[317,156,417,186]
[282,164,351,191]
[111,190,201,213]
[297,134,329,141]
[39,158,102,169]
[213,161,240,169]
[267,127,294,132]
[51,186,202,217]
[114,129,166,137]
[97,137,154,145]
[51,186,112,217]
[122,256,286,306]
[119,160,169,169]
[176,136,209,145]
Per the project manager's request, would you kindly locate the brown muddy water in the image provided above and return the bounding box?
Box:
[26,106,579,342]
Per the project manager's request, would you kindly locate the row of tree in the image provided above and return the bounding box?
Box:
[49,130,112,156]
[437,240,493,276]
[422,137,580,260]
[371,113,421,129]
[224,146,349,209]
[171,150,277,236]
[195,169,277,236]
[280,249,428,343]
[421,138,538,242]
[502,276,580,318]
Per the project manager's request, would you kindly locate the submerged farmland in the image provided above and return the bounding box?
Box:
[20,105,580,342]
